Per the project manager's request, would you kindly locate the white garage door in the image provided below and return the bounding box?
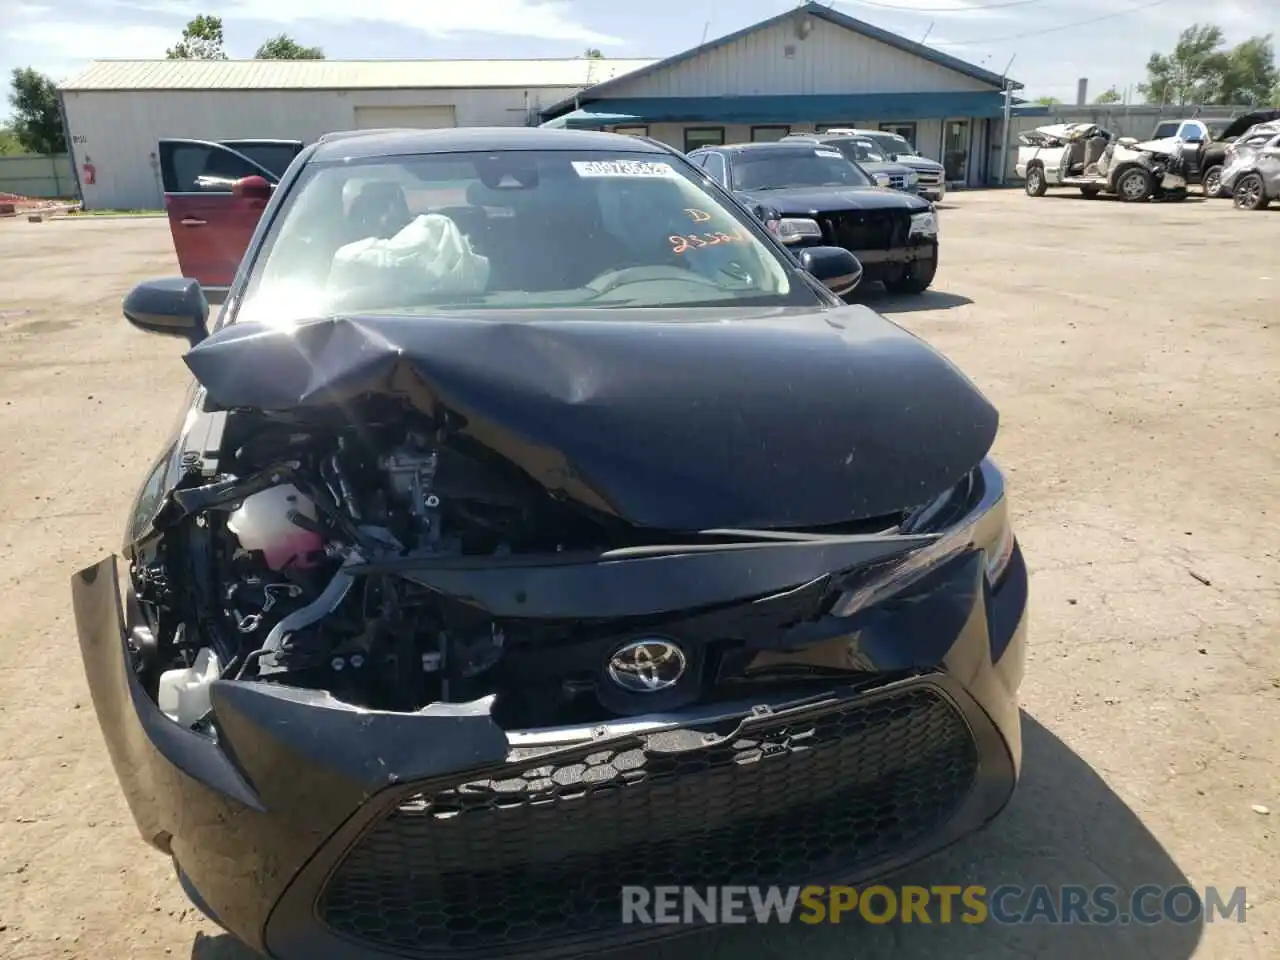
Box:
[353,105,456,130]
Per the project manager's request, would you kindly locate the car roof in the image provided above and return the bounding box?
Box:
[787,133,872,143]
[711,141,848,156]
[310,126,671,162]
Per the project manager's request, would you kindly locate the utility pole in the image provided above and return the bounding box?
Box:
[997,54,1017,186]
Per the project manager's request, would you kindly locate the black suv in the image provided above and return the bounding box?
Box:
[689,141,939,294]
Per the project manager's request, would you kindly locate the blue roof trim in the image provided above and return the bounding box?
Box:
[542,2,1019,120]
[541,92,1010,127]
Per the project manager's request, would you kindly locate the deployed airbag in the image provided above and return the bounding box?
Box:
[329,214,490,297]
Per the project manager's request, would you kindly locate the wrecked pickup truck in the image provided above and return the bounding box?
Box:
[72,128,1028,960]
[1016,122,1189,201]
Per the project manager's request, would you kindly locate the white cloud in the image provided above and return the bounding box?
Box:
[101,0,622,44]
[232,0,622,43]
[833,0,1009,21]
[7,18,175,79]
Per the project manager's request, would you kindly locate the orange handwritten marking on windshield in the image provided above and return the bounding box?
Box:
[683,208,713,223]
[669,231,743,255]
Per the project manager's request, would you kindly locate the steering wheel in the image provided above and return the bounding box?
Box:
[584,265,726,297]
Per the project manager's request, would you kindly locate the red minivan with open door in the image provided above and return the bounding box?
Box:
[158,139,304,291]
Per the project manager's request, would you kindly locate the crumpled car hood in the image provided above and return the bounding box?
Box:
[184,305,997,531]
[737,186,930,214]
[1130,137,1179,157]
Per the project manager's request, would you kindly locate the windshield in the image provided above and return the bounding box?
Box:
[861,133,914,157]
[843,139,890,163]
[236,149,816,323]
[732,148,873,191]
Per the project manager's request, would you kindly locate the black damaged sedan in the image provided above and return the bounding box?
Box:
[688,140,940,294]
[72,128,1026,960]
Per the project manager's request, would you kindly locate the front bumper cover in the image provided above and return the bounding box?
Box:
[72,500,1027,960]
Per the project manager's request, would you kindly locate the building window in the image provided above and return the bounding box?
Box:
[943,119,970,182]
[683,127,725,153]
[751,125,790,142]
[612,125,649,138]
[879,122,918,148]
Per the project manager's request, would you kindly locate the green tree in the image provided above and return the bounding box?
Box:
[255,34,324,59]
[1219,35,1277,104]
[1094,86,1123,104]
[167,14,228,60]
[583,48,604,58]
[7,67,66,154]
[0,127,25,155]
[1139,23,1230,105]
[1035,96,1061,106]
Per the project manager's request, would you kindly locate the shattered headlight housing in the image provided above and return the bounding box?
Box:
[909,209,939,238]
[830,461,1016,618]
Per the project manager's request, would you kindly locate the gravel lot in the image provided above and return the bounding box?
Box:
[0,194,1276,960]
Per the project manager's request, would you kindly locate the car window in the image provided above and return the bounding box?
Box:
[731,149,873,191]
[223,143,299,178]
[861,133,913,157]
[702,153,728,186]
[236,149,820,324]
[840,139,888,163]
[1153,122,1179,139]
[1176,122,1205,141]
[162,142,272,193]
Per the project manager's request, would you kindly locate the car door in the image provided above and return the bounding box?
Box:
[158,139,282,289]
[217,140,305,180]
[1261,134,1280,196]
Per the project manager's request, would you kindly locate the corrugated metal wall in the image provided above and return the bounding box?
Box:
[608,15,993,98]
[0,153,73,198]
[63,85,576,209]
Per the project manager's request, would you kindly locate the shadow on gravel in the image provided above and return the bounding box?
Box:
[191,715,1201,960]
[857,288,974,314]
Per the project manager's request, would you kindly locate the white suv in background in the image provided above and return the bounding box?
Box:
[822,128,946,201]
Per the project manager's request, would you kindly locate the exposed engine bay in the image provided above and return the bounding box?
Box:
[133,402,663,730]
[123,308,1006,735]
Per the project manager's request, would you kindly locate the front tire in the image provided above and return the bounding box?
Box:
[1025,166,1047,197]
[1202,164,1223,198]
[1116,167,1153,202]
[1233,173,1271,210]
[884,255,938,295]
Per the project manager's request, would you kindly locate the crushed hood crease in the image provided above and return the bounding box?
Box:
[184,306,998,530]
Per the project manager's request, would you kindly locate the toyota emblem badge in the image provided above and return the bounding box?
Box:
[606,638,688,693]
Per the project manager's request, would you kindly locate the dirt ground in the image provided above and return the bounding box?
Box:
[0,193,1276,960]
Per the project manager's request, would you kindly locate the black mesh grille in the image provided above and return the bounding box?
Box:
[318,686,977,958]
[820,210,909,251]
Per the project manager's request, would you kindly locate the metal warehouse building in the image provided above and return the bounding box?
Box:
[59,1,1021,210]
[57,57,654,209]
[541,2,1021,187]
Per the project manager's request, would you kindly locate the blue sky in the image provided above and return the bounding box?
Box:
[4,0,1277,109]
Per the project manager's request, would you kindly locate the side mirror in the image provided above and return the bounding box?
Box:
[799,246,862,297]
[123,277,209,345]
[232,175,273,202]
[751,203,781,223]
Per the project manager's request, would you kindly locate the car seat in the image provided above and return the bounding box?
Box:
[1063,139,1087,174]
[1083,136,1109,173]
[346,180,413,240]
